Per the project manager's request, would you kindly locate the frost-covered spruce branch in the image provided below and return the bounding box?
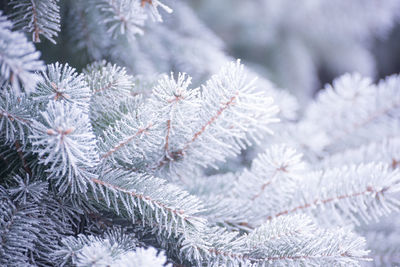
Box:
[0,175,75,266]
[195,144,307,228]
[30,101,99,195]
[192,145,400,231]
[196,215,367,266]
[8,0,60,43]
[0,11,44,94]
[90,168,212,263]
[63,0,230,87]
[265,163,400,226]
[56,227,171,267]
[0,89,34,145]
[1,8,400,263]
[84,61,139,137]
[99,60,279,179]
[269,72,400,163]
[0,56,399,266]
[91,168,206,237]
[96,0,172,38]
[305,73,400,151]
[319,137,400,169]
[0,59,286,265]
[0,60,207,264]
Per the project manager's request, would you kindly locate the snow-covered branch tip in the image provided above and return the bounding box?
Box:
[30,101,99,195]
[0,11,44,94]
[96,0,172,38]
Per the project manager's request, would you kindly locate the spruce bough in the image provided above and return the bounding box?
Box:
[1,1,400,266]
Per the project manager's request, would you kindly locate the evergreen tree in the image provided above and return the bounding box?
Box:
[1,1,400,266]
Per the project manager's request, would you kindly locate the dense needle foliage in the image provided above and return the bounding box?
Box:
[1,1,400,266]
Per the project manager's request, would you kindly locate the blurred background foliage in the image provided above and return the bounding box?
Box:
[188,0,400,102]
[2,0,400,102]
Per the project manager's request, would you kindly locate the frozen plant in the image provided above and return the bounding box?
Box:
[1,1,400,266]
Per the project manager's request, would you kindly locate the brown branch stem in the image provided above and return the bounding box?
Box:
[182,93,238,152]
[250,169,282,201]
[31,0,40,42]
[208,247,362,264]
[267,185,386,221]
[94,82,113,94]
[332,100,400,143]
[91,178,188,218]
[0,110,31,125]
[101,123,152,159]
[15,140,32,177]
